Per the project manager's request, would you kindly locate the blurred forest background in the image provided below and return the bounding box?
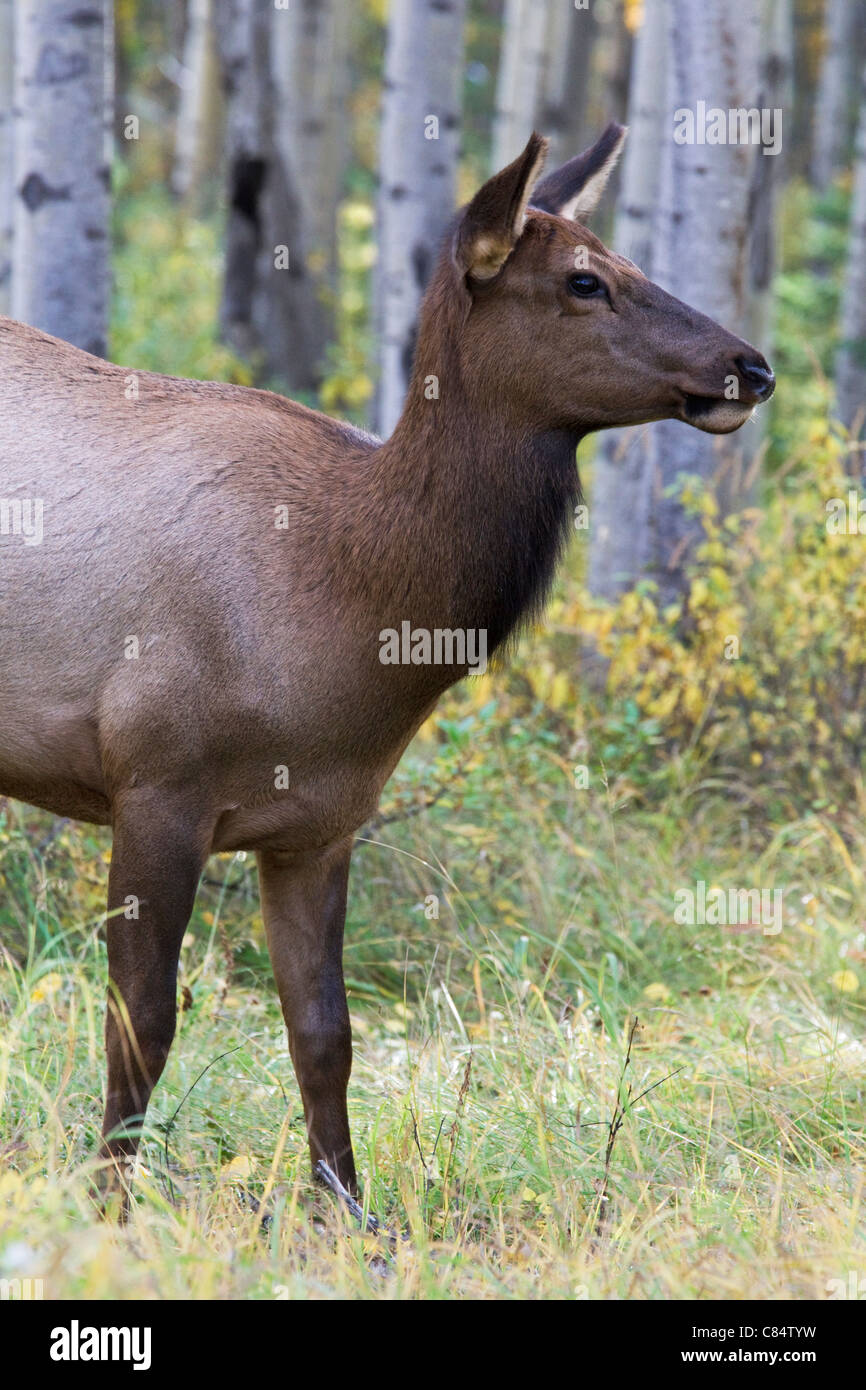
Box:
[2,0,866,1300]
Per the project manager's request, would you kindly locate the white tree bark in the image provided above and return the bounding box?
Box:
[590,0,761,607]
[12,0,113,355]
[271,0,350,291]
[172,0,221,202]
[812,0,858,190]
[495,1,599,174]
[588,0,667,601]
[645,0,761,606]
[491,0,549,171]
[836,62,866,445]
[376,0,467,438]
[0,0,13,315]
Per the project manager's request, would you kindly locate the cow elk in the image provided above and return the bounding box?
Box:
[0,125,774,1207]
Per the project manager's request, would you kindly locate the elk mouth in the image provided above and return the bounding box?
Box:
[680,392,756,434]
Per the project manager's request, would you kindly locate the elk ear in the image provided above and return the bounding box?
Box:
[531,122,627,222]
[453,132,549,283]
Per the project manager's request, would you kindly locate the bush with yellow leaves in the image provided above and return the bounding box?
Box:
[516,424,865,801]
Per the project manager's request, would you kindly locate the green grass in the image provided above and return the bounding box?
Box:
[1,733,865,1299]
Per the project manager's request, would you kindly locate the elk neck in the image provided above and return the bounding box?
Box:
[326,311,583,660]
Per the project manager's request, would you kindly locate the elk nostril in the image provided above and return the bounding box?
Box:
[735,354,776,401]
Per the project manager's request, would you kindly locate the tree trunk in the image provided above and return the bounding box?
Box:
[271,0,351,360]
[272,0,350,289]
[588,0,667,601]
[11,0,113,356]
[600,0,633,126]
[172,0,221,204]
[491,0,549,172]
[375,0,467,438]
[495,0,598,174]
[645,0,761,607]
[0,0,13,315]
[215,0,325,392]
[811,0,858,190]
[737,0,793,473]
[836,61,866,447]
[542,0,597,167]
[590,0,761,609]
[747,0,792,355]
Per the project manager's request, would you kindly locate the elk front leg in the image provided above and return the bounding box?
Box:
[99,789,210,1199]
[257,838,357,1192]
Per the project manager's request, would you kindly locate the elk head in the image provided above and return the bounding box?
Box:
[444,124,774,437]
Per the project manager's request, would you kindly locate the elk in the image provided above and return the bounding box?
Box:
[0,125,774,1205]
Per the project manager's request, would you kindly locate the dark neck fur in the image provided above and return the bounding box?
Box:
[368,393,581,657]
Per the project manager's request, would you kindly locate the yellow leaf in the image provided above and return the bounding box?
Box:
[831,970,859,994]
[30,971,63,1003]
[221,1154,253,1180]
[549,671,572,709]
[646,686,679,720]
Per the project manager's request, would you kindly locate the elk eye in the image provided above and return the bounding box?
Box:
[568,273,602,298]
